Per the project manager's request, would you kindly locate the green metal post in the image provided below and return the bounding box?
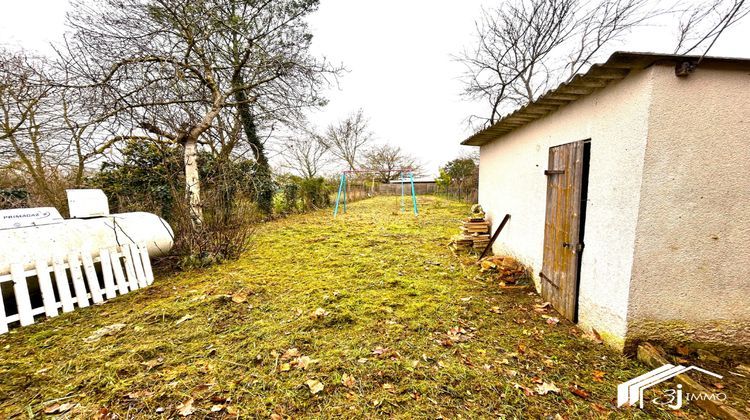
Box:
[333,173,345,217]
[410,172,418,215]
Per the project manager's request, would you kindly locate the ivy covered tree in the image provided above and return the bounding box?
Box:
[64,0,341,222]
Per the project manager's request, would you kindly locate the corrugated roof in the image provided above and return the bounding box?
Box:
[461,51,750,146]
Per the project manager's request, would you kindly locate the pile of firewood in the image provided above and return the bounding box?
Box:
[450,205,491,252]
[478,255,528,284]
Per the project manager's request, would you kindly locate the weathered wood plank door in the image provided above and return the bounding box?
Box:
[541,141,587,322]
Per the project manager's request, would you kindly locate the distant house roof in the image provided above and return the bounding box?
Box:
[461,51,750,146]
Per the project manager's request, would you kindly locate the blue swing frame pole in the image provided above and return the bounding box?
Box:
[409,172,418,215]
[333,173,346,217]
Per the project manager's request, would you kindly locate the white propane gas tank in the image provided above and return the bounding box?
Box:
[0,210,174,275]
[0,190,174,333]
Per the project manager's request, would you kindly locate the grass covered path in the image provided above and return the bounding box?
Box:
[1,196,682,418]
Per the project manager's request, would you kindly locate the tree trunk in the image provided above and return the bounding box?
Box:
[183,137,203,227]
[233,73,273,215]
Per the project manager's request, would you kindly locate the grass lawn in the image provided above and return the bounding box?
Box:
[0,196,699,418]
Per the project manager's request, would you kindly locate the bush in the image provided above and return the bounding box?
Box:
[283,182,300,213]
[89,140,258,269]
[299,177,331,210]
[92,141,182,217]
[170,187,258,269]
[0,187,30,209]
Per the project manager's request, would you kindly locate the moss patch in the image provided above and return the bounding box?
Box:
[0,196,701,418]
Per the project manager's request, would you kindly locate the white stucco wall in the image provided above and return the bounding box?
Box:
[626,64,750,349]
[478,68,655,349]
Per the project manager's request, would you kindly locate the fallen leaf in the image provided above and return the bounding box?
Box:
[44,402,76,414]
[231,293,247,304]
[357,358,368,364]
[513,383,535,397]
[125,390,154,399]
[589,328,603,344]
[175,315,193,325]
[294,355,317,370]
[445,326,475,343]
[141,357,164,371]
[372,346,389,357]
[225,405,238,416]
[535,382,560,395]
[84,323,127,343]
[281,348,300,360]
[177,398,195,416]
[489,306,502,314]
[305,379,324,395]
[383,383,395,392]
[312,308,329,318]
[94,407,114,420]
[590,403,608,413]
[592,370,606,382]
[342,373,356,388]
[279,363,291,372]
[211,404,224,412]
[569,384,590,399]
[545,317,560,325]
[210,395,228,404]
[675,345,691,356]
[713,382,725,389]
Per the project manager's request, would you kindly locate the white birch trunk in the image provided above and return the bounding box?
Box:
[183,138,203,226]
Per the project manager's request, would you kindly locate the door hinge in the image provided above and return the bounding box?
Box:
[562,242,585,252]
[544,169,565,176]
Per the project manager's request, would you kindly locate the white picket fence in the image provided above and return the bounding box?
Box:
[0,243,154,334]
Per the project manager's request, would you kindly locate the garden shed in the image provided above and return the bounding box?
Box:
[462,51,750,352]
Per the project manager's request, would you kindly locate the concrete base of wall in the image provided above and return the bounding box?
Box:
[624,319,750,357]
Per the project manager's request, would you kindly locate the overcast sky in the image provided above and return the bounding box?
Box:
[1,0,749,176]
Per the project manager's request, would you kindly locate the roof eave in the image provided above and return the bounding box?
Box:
[460,51,750,147]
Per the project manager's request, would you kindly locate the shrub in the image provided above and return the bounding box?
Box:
[283,182,300,213]
[89,140,258,268]
[299,177,331,210]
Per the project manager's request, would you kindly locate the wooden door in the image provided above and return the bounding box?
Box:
[540,141,587,322]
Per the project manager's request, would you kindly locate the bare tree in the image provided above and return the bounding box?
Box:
[0,52,62,206]
[0,50,116,207]
[363,143,421,183]
[280,130,331,179]
[63,0,340,225]
[458,0,655,127]
[674,0,750,55]
[322,108,372,170]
